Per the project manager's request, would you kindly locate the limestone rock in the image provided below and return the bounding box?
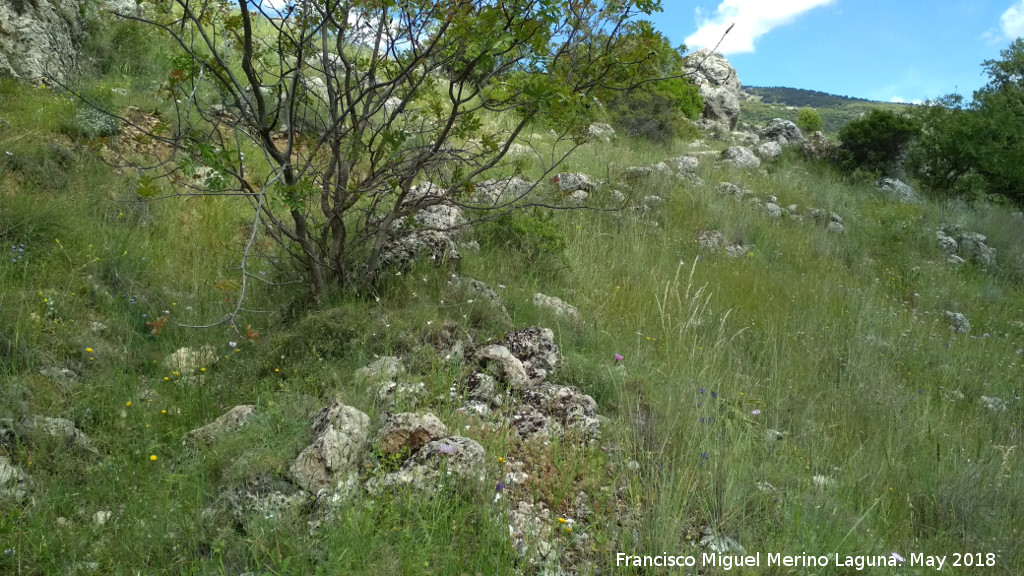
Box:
[755,141,782,161]
[373,412,449,456]
[764,202,783,218]
[475,345,531,391]
[802,130,835,161]
[0,456,30,502]
[697,230,726,251]
[354,356,404,383]
[290,404,370,496]
[365,436,485,495]
[878,177,920,203]
[473,177,533,206]
[958,232,996,267]
[683,49,741,130]
[720,146,761,169]
[164,345,218,376]
[553,172,597,193]
[945,311,970,334]
[664,156,699,174]
[587,123,615,142]
[0,0,86,83]
[186,405,256,444]
[501,326,561,381]
[533,293,580,321]
[759,118,804,145]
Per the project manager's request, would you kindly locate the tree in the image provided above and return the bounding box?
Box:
[106,0,673,303]
[906,94,982,197]
[969,38,1024,200]
[835,109,919,175]
[600,20,702,143]
[795,107,823,133]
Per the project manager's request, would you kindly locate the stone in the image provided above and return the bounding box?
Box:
[523,385,601,438]
[0,456,30,502]
[365,436,485,495]
[759,118,804,145]
[39,366,78,387]
[26,416,95,452]
[375,381,427,408]
[220,474,309,525]
[945,311,970,334]
[164,345,218,376]
[755,141,782,161]
[697,230,726,251]
[683,49,741,130]
[354,356,404,383]
[826,221,846,234]
[958,232,996,267]
[764,202,783,218]
[720,146,761,169]
[553,173,597,193]
[186,405,256,444]
[290,404,370,495]
[374,412,449,456]
[533,293,580,321]
[475,345,531,391]
[0,0,86,83]
[979,396,1007,413]
[878,177,920,203]
[587,122,615,142]
[802,130,835,161]
[463,372,498,404]
[565,190,589,206]
[639,195,664,212]
[936,230,958,255]
[473,177,533,207]
[511,403,562,439]
[730,131,760,146]
[502,327,561,379]
[725,244,751,259]
[664,156,699,174]
[716,181,749,201]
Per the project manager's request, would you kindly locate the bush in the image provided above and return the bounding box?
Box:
[796,107,824,133]
[835,109,920,174]
[475,208,567,271]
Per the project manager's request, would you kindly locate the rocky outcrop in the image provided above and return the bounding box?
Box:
[0,0,86,83]
[186,405,256,444]
[878,177,920,203]
[587,123,615,142]
[683,49,741,130]
[945,311,971,334]
[937,225,996,267]
[373,412,449,456]
[532,293,580,321]
[290,404,370,496]
[364,435,485,495]
[755,141,782,161]
[758,118,803,145]
[720,146,760,169]
[802,130,835,161]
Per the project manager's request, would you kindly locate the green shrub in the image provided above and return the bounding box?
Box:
[836,109,920,174]
[796,107,824,133]
[475,208,567,270]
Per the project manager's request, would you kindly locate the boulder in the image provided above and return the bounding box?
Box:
[587,123,615,142]
[936,230,958,255]
[473,177,533,207]
[945,311,970,334]
[553,173,597,193]
[758,118,803,145]
[523,385,601,438]
[164,345,218,376]
[878,178,920,203]
[533,293,580,321]
[0,456,30,502]
[373,412,449,456]
[365,435,485,495]
[802,130,835,161]
[475,345,531,391]
[501,327,561,380]
[0,0,86,83]
[664,156,699,174]
[354,356,404,383]
[764,202,783,218]
[290,404,370,495]
[26,416,95,452]
[697,230,726,251]
[684,49,741,130]
[755,141,782,161]
[958,232,996,267]
[186,405,256,444]
[720,146,761,169]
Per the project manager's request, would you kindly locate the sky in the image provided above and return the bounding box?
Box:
[646,0,1024,102]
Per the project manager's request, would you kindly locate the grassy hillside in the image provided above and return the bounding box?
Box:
[2,14,1023,576]
[740,86,912,136]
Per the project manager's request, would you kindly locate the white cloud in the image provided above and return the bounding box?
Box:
[889,96,906,103]
[684,0,836,54]
[1000,1,1024,39]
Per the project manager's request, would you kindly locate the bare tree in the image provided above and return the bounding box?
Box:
[109,0,673,303]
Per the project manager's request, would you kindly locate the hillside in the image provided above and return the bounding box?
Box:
[740,86,911,136]
[2,6,1024,576]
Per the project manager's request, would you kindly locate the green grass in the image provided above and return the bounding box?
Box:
[2,11,1024,576]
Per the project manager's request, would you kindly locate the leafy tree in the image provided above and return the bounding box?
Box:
[906,94,983,197]
[969,38,1024,200]
[795,107,823,133]
[835,109,920,174]
[600,21,702,143]
[99,0,674,304]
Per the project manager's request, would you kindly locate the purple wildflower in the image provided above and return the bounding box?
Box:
[700,388,706,394]
[614,353,624,364]
[711,391,717,398]
[495,481,505,492]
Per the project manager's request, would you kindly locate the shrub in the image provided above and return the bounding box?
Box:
[835,109,920,174]
[796,107,824,133]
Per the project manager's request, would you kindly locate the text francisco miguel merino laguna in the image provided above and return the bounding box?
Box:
[616,551,979,571]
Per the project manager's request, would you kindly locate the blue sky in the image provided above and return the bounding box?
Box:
[646,0,1024,102]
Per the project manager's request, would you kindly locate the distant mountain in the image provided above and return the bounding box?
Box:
[741,86,878,108]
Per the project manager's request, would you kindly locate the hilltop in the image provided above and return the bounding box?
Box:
[1,4,1023,576]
